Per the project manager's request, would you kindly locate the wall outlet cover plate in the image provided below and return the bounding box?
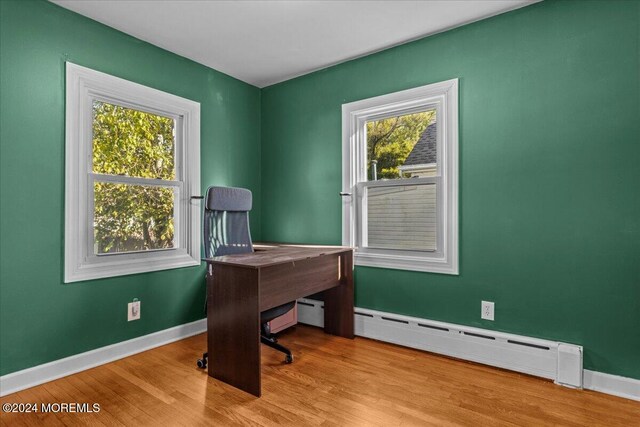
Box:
[128,301,141,321]
[481,301,494,321]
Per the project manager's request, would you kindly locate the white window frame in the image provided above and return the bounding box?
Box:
[342,79,458,274]
[65,63,201,283]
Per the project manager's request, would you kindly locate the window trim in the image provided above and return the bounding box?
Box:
[341,79,459,274]
[65,62,201,283]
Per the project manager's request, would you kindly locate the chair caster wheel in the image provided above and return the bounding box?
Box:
[197,358,207,369]
[285,354,293,364]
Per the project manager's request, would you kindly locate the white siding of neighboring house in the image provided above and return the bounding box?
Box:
[366,184,436,251]
[398,163,437,178]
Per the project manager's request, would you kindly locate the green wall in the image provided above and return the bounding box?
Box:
[2,0,639,381]
[260,0,640,379]
[0,0,261,375]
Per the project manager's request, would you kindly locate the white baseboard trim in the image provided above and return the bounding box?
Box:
[0,319,206,397]
[297,298,640,402]
[4,309,639,403]
[583,370,640,401]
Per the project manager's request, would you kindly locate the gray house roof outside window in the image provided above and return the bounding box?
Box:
[403,121,437,166]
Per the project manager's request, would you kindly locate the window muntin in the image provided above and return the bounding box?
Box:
[342,79,458,274]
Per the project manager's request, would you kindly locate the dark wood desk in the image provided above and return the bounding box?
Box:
[205,244,354,396]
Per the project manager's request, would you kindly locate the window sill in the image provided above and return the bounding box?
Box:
[354,250,458,275]
[65,251,200,283]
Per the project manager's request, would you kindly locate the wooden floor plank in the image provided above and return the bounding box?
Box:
[1,325,638,426]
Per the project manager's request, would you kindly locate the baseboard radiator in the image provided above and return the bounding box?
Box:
[297,298,583,388]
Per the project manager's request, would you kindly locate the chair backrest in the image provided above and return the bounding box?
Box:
[203,186,254,258]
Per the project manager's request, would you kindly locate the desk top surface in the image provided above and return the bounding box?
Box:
[204,243,352,269]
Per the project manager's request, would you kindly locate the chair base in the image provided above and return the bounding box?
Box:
[260,335,293,363]
[197,330,294,368]
[197,352,208,369]
[196,319,293,369]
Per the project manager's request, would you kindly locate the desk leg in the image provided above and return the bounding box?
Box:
[207,264,261,397]
[323,251,355,338]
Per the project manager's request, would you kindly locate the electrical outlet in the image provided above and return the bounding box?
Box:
[128,300,141,321]
[481,301,494,321]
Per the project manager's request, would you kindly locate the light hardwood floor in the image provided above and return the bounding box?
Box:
[1,325,638,426]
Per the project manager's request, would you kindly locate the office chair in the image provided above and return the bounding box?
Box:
[197,186,295,369]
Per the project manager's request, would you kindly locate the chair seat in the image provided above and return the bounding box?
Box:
[261,301,296,323]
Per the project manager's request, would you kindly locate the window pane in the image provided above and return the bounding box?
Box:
[366,184,436,251]
[366,110,436,180]
[92,101,175,180]
[94,182,175,254]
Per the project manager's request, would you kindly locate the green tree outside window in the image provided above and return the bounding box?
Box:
[366,110,435,179]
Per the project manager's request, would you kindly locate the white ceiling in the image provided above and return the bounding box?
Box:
[51,0,538,88]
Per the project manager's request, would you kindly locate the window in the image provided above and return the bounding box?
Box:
[342,79,458,274]
[65,63,200,282]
